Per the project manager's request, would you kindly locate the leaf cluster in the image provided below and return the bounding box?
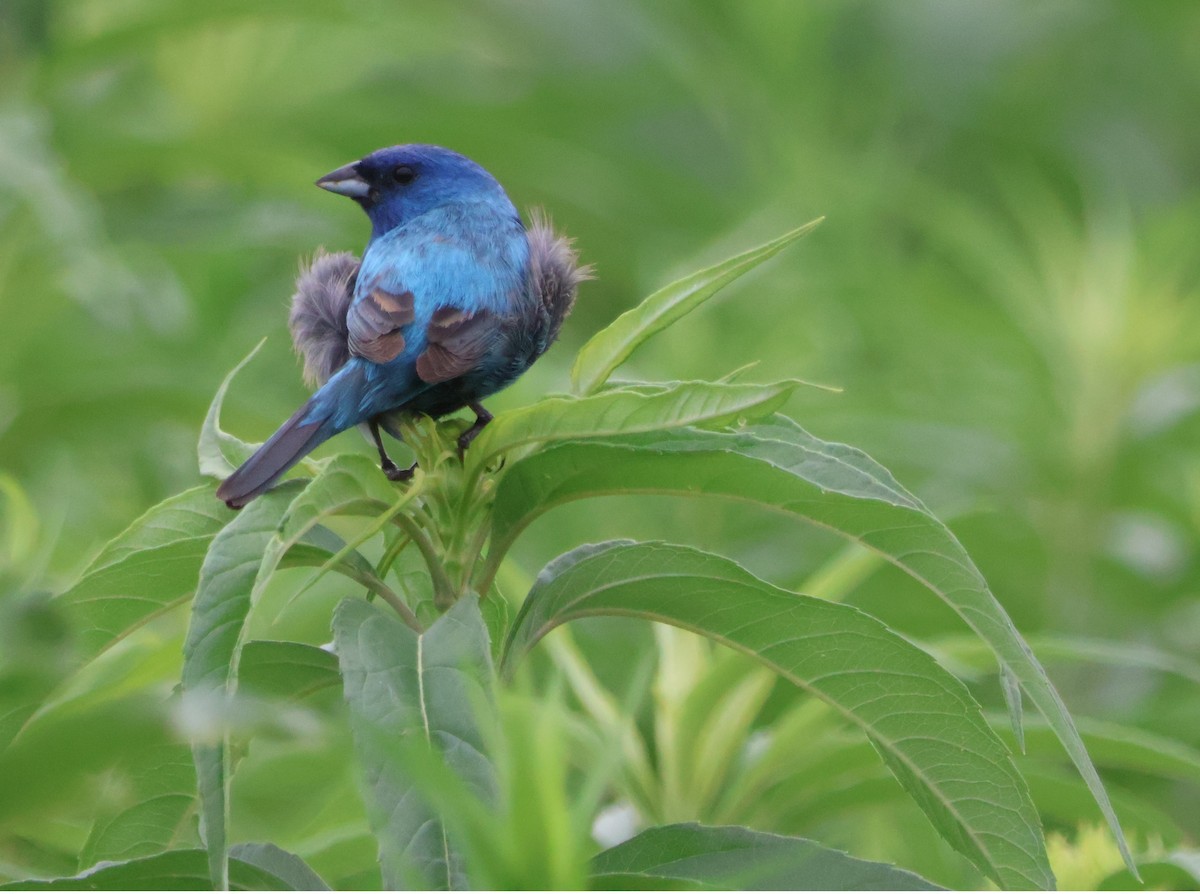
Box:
[3,223,1197,891]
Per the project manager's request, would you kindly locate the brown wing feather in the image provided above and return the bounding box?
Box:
[347,287,416,364]
[415,306,496,384]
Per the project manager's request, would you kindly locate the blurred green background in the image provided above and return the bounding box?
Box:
[1,0,1199,886]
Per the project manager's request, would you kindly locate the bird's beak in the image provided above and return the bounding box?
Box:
[316,162,370,198]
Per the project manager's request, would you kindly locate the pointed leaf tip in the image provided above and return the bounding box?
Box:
[571,219,823,395]
[199,338,268,479]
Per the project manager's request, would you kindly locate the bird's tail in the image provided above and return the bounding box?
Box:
[216,363,365,509]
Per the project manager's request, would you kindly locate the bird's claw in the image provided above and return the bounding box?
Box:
[456,402,493,462]
[383,460,417,482]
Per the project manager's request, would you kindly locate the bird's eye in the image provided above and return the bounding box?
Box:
[392,165,416,185]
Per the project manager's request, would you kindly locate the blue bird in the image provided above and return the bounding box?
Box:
[216,144,587,509]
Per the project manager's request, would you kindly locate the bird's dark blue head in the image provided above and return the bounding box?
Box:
[316,144,517,238]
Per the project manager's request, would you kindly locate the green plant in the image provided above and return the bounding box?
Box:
[1,223,1156,890]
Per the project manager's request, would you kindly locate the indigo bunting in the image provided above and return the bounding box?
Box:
[216,144,586,509]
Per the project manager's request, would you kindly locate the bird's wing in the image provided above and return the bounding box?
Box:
[345,285,416,364]
[349,287,497,383]
[349,209,524,374]
[415,305,497,384]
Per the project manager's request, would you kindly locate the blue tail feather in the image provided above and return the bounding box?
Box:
[216,362,372,509]
[215,402,335,509]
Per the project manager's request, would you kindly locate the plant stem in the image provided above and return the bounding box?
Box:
[461,521,493,594]
[376,533,411,580]
[406,499,441,541]
[393,512,455,604]
[474,542,506,599]
[350,570,423,633]
[373,589,424,634]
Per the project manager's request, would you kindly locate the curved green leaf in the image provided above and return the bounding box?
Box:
[589,823,942,890]
[199,340,326,481]
[274,453,398,533]
[468,380,798,472]
[83,487,233,575]
[937,634,1200,687]
[198,338,267,479]
[571,220,822,395]
[180,482,389,890]
[1099,852,1200,891]
[1021,767,1184,846]
[255,453,418,624]
[228,842,330,891]
[59,486,233,662]
[993,714,1200,785]
[0,487,232,749]
[79,744,197,868]
[721,708,1188,847]
[333,596,496,890]
[181,483,300,890]
[237,641,340,702]
[670,648,776,818]
[182,484,303,697]
[0,700,172,828]
[275,527,397,606]
[487,420,1133,872]
[1,847,327,891]
[504,541,1053,890]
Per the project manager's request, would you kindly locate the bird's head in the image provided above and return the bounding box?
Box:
[316,144,515,237]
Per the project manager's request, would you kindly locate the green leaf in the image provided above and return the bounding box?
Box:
[60,486,234,662]
[1000,665,1025,753]
[181,483,299,891]
[1099,852,1200,891]
[253,453,397,602]
[0,700,173,828]
[79,744,197,868]
[488,420,1134,872]
[589,823,942,890]
[992,714,1200,785]
[333,596,497,890]
[1,847,327,890]
[936,633,1200,687]
[571,220,823,395]
[670,651,776,817]
[719,712,1192,848]
[256,454,419,627]
[275,523,400,608]
[505,541,1053,890]
[0,487,232,750]
[198,340,327,481]
[467,380,799,473]
[227,843,330,891]
[198,338,267,479]
[1021,766,1184,846]
[237,641,340,702]
[712,709,885,828]
[272,454,398,535]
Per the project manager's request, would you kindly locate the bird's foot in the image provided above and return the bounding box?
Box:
[384,460,418,482]
[371,417,416,482]
[456,402,494,461]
